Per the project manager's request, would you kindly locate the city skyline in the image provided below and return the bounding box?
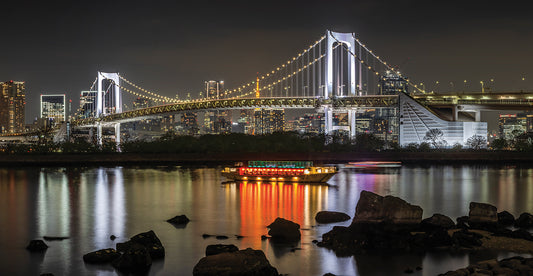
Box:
[0,0,532,123]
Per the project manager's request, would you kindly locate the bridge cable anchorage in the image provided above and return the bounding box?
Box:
[222,36,326,99]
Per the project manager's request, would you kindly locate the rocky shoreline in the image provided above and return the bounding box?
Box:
[27,191,533,275]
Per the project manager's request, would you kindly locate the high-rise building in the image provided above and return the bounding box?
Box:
[180,112,199,135]
[79,91,97,119]
[253,108,284,134]
[40,94,66,124]
[379,70,409,95]
[0,80,25,133]
[205,80,224,99]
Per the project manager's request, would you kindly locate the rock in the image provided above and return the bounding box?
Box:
[166,215,190,225]
[117,230,165,259]
[511,228,533,241]
[83,248,121,264]
[404,267,414,273]
[456,216,470,229]
[215,235,228,240]
[193,248,278,276]
[261,235,269,240]
[267,217,301,242]
[426,228,453,248]
[452,229,482,248]
[235,235,244,239]
[515,212,533,229]
[43,236,68,241]
[497,211,515,226]
[315,211,351,223]
[112,243,152,274]
[420,213,455,231]
[26,240,48,252]
[416,266,422,271]
[352,190,423,225]
[202,234,212,238]
[205,244,239,256]
[110,235,117,240]
[468,202,498,229]
[323,273,336,276]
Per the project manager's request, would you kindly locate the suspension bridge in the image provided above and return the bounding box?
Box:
[3,30,530,146]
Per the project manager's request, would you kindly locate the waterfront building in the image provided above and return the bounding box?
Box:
[40,94,66,124]
[499,113,528,140]
[0,80,25,133]
[399,93,487,147]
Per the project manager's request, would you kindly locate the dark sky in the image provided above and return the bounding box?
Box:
[1,0,532,123]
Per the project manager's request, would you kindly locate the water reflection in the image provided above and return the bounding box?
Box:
[2,165,533,275]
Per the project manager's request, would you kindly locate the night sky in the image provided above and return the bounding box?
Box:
[1,0,531,124]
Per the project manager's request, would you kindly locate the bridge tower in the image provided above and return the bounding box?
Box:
[96,72,122,146]
[323,30,360,137]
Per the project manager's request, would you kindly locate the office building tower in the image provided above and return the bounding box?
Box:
[205,80,224,99]
[253,108,285,135]
[41,94,66,124]
[0,80,25,133]
[379,70,409,95]
[79,91,97,119]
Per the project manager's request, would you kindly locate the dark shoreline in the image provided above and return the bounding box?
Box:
[1,151,533,167]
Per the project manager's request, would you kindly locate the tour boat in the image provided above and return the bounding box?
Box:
[221,160,338,183]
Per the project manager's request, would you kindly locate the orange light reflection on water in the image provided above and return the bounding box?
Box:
[236,181,328,249]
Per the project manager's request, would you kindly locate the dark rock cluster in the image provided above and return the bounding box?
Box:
[193,247,278,276]
[83,230,165,274]
[316,190,533,256]
[440,256,533,276]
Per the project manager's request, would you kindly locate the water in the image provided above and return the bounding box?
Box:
[1,164,533,275]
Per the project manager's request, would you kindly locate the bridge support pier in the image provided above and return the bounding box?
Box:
[115,123,121,151]
[324,106,333,135]
[97,123,102,146]
[348,109,356,138]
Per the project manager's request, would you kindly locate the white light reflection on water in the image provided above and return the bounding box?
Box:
[3,164,533,275]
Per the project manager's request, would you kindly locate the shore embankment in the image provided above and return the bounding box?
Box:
[0,151,532,166]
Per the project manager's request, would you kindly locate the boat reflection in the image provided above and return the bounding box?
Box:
[223,181,330,249]
[344,161,402,174]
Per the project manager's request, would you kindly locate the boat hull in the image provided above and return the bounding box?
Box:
[221,171,336,183]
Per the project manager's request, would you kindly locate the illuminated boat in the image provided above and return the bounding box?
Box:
[221,161,338,183]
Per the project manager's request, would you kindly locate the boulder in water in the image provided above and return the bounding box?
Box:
[205,244,239,256]
[267,217,301,242]
[315,211,351,223]
[83,248,121,264]
[26,240,48,252]
[193,248,278,276]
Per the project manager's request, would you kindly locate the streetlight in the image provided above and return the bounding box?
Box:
[450,81,455,92]
[463,80,467,92]
[490,78,494,92]
[435,81,439,93]
[419,83,426,94]
[480,81,484,93]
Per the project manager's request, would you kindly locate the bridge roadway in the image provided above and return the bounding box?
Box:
[71,96,398,126]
